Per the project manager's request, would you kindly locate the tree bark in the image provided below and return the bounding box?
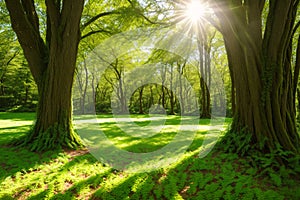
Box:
[227,54,236,116]
[5,0,84,151]
[214,0,300,155]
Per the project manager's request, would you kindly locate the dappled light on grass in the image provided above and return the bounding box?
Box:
[74,114,227,172]
[85,115,226,154]
[1,113,300,199]
[0,118,34,129]
[0,113,35,146]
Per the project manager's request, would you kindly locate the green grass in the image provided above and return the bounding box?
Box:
[0,112,300,199]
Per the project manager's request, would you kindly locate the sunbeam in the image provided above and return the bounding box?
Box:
[185,0,208,23]
[175,0,212,35]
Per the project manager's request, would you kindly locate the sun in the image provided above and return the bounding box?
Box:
[183,0,209,23]
[175,0,212,34]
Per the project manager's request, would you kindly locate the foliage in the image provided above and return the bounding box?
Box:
[0,0,38,112]
[217,126,300,181]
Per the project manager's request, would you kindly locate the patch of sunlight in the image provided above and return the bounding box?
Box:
[0,119,34,129]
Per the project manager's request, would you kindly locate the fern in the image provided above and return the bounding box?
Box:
[269,173,282,187]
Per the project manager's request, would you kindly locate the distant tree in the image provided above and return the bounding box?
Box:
[196,28,216,118]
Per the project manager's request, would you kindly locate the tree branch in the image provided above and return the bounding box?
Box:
[127,0,168,25]
[138,12,168,25]
[20,0,40,34]
[6,50,19,66]
[45,0,60,28]
[81,11,119,31]
[5,0,47,83]
[81,29,113,40]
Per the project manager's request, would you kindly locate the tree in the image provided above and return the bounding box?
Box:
[212,0,300,156]
[196,27,216,118]
[176,60,187,114]
[166,63,176,114]
[5,0,85,150]
[104,58,128,114]
[5,0,165,151]
[75,58,89,114]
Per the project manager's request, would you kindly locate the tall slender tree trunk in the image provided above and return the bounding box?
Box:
[161,66,167,109]
[168,64,175,115]
[0,79,4,96]
[82,61,89,114]
[214,0,300,155]
[197,34,211,118]
[177,61,186,115]
[148,85,154,110]
[138,86,144,114]
[5,0,84,151]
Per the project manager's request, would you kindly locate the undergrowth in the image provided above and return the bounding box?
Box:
[217,126,300,194]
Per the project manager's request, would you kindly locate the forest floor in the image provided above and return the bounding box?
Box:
[0,112,299,200]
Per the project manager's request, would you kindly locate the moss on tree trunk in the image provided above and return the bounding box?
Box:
[214,0,300,157]
[5,0,84,151]
[23,57,83,151]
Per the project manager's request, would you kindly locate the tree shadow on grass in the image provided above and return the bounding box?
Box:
[91,174,147,200]
[0,124,32,145]
[24,152,102,200]
[42,170,156,200]
[0,147,99,199]
[0,114,224,199]
[0,146,61,182]
[0,124,44,184]
[49,170,118,200]
[87,120,207,154]
[52,152,208,199]
[0,119,99,199]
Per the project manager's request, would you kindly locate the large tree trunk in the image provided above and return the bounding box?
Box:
[5,0,84,151]
[30,35,82,150]
[214,0,300,155]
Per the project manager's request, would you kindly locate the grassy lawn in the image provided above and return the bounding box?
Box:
[0,112,299,200]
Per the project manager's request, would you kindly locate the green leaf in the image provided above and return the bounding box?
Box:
[269,173,282,187]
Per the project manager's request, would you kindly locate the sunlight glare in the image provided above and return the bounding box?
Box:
[176,0,212,34]
[185,0,208,23]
